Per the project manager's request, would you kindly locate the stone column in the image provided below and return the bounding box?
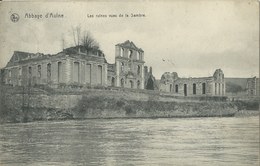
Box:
[104,63,107,86]
[212,82,215,96]
[51,62,58,84]
[219,83,222,96]
[222,83,225,96]
[116,61,120,87]
[63,59,69,84]
[141,65,144,89]
[216,83,219,95]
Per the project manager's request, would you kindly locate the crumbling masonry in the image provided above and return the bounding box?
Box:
[1,40,225,96]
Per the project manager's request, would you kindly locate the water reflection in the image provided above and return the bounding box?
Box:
[0,117,259,166]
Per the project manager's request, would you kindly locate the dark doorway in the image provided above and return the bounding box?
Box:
[184,84,187,96]
[97,65,102,85]
[202,83,206,94]
[137,80,140,89]
[47,63,51,84]
[111,77,115,87]
[73,62,80,83]
[193,83,196,95]
[121,78,124,87]
[175,84,178,93]
[58,62,62,83]
[130,80,134,88]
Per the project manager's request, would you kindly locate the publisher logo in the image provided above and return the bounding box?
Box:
[10,13,20,23]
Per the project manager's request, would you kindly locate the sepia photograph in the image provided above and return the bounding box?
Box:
[0,0,259,165]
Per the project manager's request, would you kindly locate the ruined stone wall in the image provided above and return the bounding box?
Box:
[160,69,226,97]
[246,77,259,96]
[3,55,107,87]
[174,77,214,96]
[114,41,145,89]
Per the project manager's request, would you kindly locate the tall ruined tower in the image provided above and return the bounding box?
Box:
[115,40,145,89]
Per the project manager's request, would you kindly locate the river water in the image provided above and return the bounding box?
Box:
[0,116,259,166]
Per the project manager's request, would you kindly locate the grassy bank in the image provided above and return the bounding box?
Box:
[1,85,257,123]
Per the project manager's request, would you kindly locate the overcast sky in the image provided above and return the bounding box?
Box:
[0,0,259,79]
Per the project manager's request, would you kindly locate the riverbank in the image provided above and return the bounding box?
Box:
[0,85,258,123]
[235,110,259,117]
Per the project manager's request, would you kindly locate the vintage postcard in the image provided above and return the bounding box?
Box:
[0,0,259,165]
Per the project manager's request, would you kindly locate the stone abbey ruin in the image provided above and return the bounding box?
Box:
[1,40,228,97]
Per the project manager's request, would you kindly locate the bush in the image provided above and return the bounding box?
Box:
[116,100,125,107]
[234,100,259,110]
[125,105,136,115]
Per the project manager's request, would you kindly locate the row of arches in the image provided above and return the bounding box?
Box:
[169,83,207,96]
[110,77,141,89]
[120,78,141,89]
[215,83,225,95]
[119,48,142,60]
[27,61,103,85]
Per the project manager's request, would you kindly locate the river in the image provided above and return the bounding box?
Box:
[0,116,259,166]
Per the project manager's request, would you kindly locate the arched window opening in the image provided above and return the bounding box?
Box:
[193,83,196,95]
[137,52,140,60]
[19,68,22,76]
[28,66,32,77]
[222,84,224,95]
[111,77,115,87]
[97,65,102,85]
[47,63,51,83]
[184,84,187,96]
[137,65,141,75]
[73,62,80,83]
[137,80,140,89]
[86,64,91,84]
[170,84,172,92]
[28,66,32,86]
[8,70,11,77]
[202,83,206,94]
[218,83,221,95]
[120,48,124,57]
[128,50,133,59]
[121,62,124,72]
[37,65,41,78]
[121,78,124,87]
[215,83,217,95]
[175,84,178,93]
[57,62,62,83]
[130,80,134,88]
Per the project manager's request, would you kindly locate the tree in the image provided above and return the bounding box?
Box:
[146,76,154,90]
[71,25,99,52]
[81,31,99,50]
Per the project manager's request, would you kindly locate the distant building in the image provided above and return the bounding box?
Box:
[246,77,259,97]
[159,69,225,96]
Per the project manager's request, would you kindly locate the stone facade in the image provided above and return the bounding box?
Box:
[246,77,259,96]
[159,69,225,96]
[1,40,226,98]
[3,47,107,87]
[108,40,145,89]
[2,41,148,90]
